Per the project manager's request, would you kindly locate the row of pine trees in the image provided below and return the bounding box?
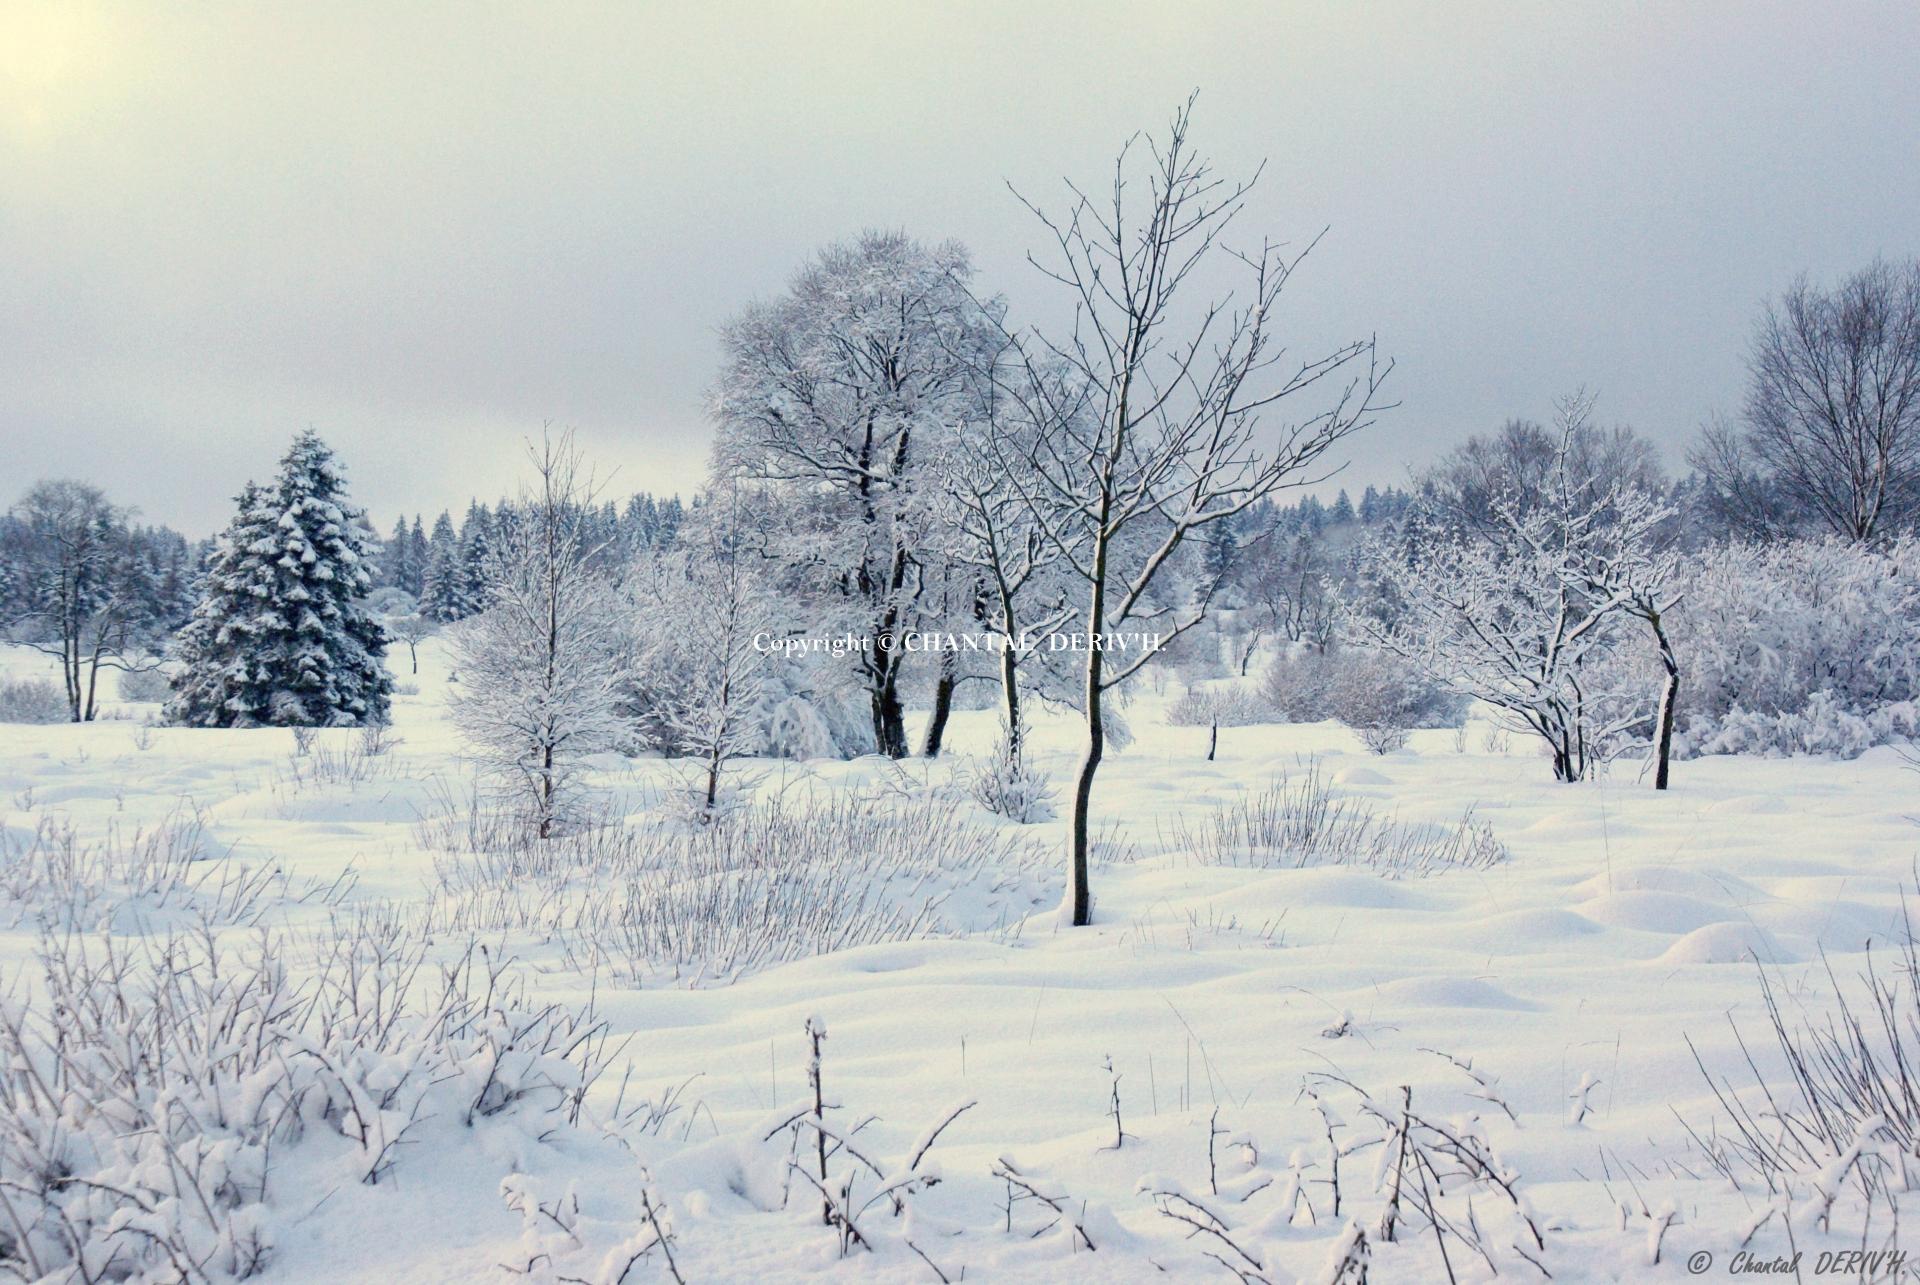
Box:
[377,493,683,622]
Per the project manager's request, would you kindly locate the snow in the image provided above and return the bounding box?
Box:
[2,637,1917,1281]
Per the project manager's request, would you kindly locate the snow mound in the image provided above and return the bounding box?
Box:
[1458,907,1606,951]
[1333,765,1390,786]
[1375,976,1540,1011]
[1657,921,1796,965]
[1573,864,1763,904]
[1575,890,1740,935]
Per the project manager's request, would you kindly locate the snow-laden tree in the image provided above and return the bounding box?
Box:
[628,486,777,822]
[450,433,629,837]
[1001,97,1391,925]
[711,231,1003,759]
[1350,395,1679,784]
[168,433,391,728]
[420,511,463,622]
[3,480,165,721]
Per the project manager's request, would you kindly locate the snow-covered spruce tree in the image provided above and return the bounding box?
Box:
[1002,97,1389,925]
[450,432,629,838]
[419,510,462,622]
[629,485,776,822]
[168,433,391,727]
[1349,395,1678,783]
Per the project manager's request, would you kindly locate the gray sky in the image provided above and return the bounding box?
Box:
[4,1,1917,535]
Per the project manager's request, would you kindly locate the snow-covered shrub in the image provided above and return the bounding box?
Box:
[0,809,288,930]
[1261,648,1460,743]
[1165,682,1272,729]
[0,676,65,723]
[965,734,1057,823]
[1161,761,1506,876]
[1166,681,1274,759]
[0,923,620,1281]
[424,790,1050,984]
[116,665,172,702]
[1671,536,1920,758]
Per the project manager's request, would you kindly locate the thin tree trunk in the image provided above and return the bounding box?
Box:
[1648,609,1678,791]
[1000,642,1022,762]
[1067,531,1110,928]
[1207,721,1218,762]
[923,650,957,757]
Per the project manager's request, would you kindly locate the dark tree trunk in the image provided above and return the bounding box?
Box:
[1647,608,1679,791]
[923,650,956,757]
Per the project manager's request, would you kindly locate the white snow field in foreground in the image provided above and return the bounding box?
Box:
[2,640,1916,1282]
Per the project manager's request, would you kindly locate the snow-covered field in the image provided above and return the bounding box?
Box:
[3,639,1916,1282]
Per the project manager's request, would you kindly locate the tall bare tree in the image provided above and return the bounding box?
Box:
[450,433,628,838]
[1004,97,1391,925]
[1737,259,1920,542]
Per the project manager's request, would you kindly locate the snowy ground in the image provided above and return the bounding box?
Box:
[2,639,1917,1282]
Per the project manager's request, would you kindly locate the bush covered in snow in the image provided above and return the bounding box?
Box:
[423,789,1051,984]
[964,733,1057,823]
[1260,647,1461,750]
[0,923,620,1281]
[1670,536,1920,758]
[1161,761,1506,876]
[0,676,66,724]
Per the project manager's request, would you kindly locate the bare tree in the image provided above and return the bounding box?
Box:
[1003,97,1391,925]
[630,486,776,822]
[1739,259,1920,542]
[383,612,435,675]
[450,433,629,838]
[4,480,161,721]
[942,354,1083,766]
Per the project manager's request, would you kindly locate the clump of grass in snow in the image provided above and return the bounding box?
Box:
[1159,760,1507,877]
[1682,899,1920,1257]
[0,809,317,930]
[421,786,1051,985]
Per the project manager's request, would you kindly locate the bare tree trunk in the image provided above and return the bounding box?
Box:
[923,648,957,757]
[1647,609,1679,790]
[1207,720,1218,762]
[1067,536,1109,928]
[999,642,1023,762]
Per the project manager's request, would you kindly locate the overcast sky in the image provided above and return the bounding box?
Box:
[4,2,1917,535]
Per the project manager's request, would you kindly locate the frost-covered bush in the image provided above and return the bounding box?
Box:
[116,665,173,702]
[424,790,1050,984]
[0,677,66,724]
[1161,761,1507,876]
[965,736,1057,823]
[1671,536,1920,758]
[1165,682,1272,729]
[1261,648,1461,744]
[0,924,619,1281]
[0,810,289,930]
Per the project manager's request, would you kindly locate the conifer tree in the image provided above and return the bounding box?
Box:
[167,432,391,726]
